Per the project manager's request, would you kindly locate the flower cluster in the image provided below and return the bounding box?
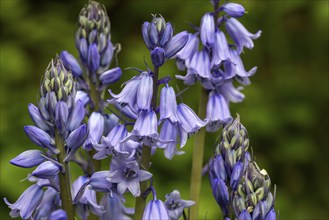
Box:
[4,0,276,220]
[208,116,276,219]
[176,2,261,132]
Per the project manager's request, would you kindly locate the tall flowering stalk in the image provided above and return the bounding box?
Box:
[174,0,261,217]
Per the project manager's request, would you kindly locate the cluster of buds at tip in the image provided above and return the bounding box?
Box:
[233,162,276,220]
[208,116,251,216]
[75,1,115,75]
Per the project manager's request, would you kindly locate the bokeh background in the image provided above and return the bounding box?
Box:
[0,0,328,219]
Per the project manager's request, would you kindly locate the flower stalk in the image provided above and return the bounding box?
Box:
[189,87,208,219]
[134,65,159,219]
[55,131,74,220]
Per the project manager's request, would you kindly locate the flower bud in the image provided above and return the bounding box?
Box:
[222,3,245,17]
[10,150,45,168]
[66,124,88,149]
[60,51,83,77]
[32,161,60,179]
[151,47,165,67]
[50,209,67,220]
[200,13,215,47]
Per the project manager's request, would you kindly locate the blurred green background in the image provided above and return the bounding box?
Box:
[0,0,328,219]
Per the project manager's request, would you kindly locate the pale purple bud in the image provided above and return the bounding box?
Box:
[55,101,69,135]
[24,126,59,154]
[252,201,267,220]
[50,209,67,220]
[79,38,88,62]
[159,86,179,124]
[32,161,60,179]
[209,154,227,182]
[4,184,43,219]
[143,199,169,220]
[177,103,207,133]
[230,162,243,190]
[38,97,50,121]
[164,31,189,58]
[99,67,122,86]
[67,100,85,132]
[211,178,229,215]
[226,17,261,54]
[142,22,153,50]
[149,22,159,47]
[151,47,165,67]
[159,22,173,47]
[222,3,245,17]
[60,51,83,77]
[28,104,49,131]
[200,13,215,47]
[66,124,88,149]
[206,90,232,132]
[10,150,45,168]
[87,43,100,73]
[101,40,114,67]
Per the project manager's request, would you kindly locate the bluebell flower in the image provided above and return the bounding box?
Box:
[177,103,207,134]
[206,90,232,132]
[164,190,195,220]
[66,100,85,132]
[10,150,45,168]
[222,3,245,17]
[159,119,186,160]
[72,176,104,220]
[217,81,245,103]
[93,124,127,160]
[109,71,153,113]
[200,13,215,48]
[83,112,104,150]
[142,15,188,62]
[176,33,199,61]
[90,171,112,192]
[99,67,122,88]
[33,188,60,219]
[107,160,152,197]
[143,195,169,220]
[49,209,67,220]
[211,30,231,66]
[4,184,44,219]
[122,110,163,147]
[32,161,60,179]
[229,48,257,79]
[159,85,179,124]
[225,17,262,54]
[100,193,133,220]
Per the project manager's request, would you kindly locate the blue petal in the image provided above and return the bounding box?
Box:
[100,67,122,86]
[87,43,100,73]
[159,86,179,123]
[151,47,165,67]
[159,22,173,47]
[101,40,114,67]
[24,126,59,154]
[177,103,207,133]
[142,22,153,50]
[176,33,199,60]
[32,161,60,179]
[55,101,69,135]
[67,100,85,132]
[200,13,215,47]
[222,3,245,17]
[10,150,45,168]
[66,124,88,149]
[60,50,83,77]
[28,103,50,131]
[137,73,153,111]
[164,31,189,58]
[50,209,67,220]
[143,199,169,220]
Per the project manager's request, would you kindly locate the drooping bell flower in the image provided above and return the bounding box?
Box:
[164,190,195,220]
[143,188,169,220]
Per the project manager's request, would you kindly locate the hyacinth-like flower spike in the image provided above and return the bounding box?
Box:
[233,162,276,220]
[142,15,189,66]
[208,116,251,216]
[142,187,169,220]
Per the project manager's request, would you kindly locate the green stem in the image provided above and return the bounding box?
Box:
[134,66,159,219]
[56,131,75,220]
[88,80,102,173]
[189,87,208,219]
